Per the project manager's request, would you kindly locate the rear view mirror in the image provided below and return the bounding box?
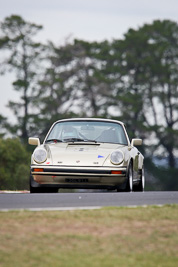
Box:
[28,137,40,146]
[131,138,142,146]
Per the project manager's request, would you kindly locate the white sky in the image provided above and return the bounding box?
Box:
[0,0,178,121]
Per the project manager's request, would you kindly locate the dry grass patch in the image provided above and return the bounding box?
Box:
[0,205,178,267]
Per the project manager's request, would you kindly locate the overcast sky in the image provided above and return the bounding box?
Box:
[1,0,178,121]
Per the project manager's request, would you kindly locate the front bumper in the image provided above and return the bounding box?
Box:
[31,165,127,187]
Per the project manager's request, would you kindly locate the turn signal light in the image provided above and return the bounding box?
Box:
[34,168,44,172]
[111,171,122,174]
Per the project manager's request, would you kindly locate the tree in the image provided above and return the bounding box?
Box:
[140,20,178,168]
[0,15,44,142]
[107,20,178,168]
[36,39,112,140]
[70,39,111,117]
[34,40,80,140]
[0,115,7,138]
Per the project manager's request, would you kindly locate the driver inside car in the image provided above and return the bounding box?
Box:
[61,125,79,141]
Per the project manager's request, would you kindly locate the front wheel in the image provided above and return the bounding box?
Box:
[30,175,58,193]
[125,163,133,192]
[134,167,145,192]
[30,186,59,193]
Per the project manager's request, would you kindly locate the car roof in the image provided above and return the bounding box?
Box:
[54,118,125,126]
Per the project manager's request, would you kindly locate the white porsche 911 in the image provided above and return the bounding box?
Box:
[29,118,145,193]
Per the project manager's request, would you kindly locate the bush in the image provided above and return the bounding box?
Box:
[145,157,178,191]
[0,138,31,190]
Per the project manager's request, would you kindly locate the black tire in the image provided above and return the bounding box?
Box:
[116,162,133,192]
[134,167,145,192]
[30,186,58,193]
[30,175,58,193]
[125,162,133,192]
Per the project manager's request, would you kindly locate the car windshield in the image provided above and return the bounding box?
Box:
[45,121,128,145]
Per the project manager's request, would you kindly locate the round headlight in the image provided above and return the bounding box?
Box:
[33,149,47,163]
[110,150,124,165]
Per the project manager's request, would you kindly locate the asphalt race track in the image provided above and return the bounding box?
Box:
[0,191,178,211]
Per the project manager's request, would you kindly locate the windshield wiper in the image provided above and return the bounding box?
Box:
[84,139,98,143]
[63,138,98,143]
[45,139,62,143]
[63,138,86,142]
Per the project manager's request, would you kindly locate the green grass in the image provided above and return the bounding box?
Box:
[0,205,178,267]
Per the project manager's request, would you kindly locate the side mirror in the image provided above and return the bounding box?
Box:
[131,138,142,146]
[28,137,40,146]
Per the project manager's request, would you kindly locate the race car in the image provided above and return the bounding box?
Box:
[29,118,144,193]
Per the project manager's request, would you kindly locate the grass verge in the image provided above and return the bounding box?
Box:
[0,205,178,267]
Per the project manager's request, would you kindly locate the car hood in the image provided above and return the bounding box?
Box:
[45,142,127,166]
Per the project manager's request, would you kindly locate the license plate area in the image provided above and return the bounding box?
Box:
[65,178,88,183]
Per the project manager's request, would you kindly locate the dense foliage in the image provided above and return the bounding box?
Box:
[0,138,30,190]
[0,15,177,190]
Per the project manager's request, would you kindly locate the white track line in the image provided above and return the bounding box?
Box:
[0,206,102,212]
[0,204,167,212]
